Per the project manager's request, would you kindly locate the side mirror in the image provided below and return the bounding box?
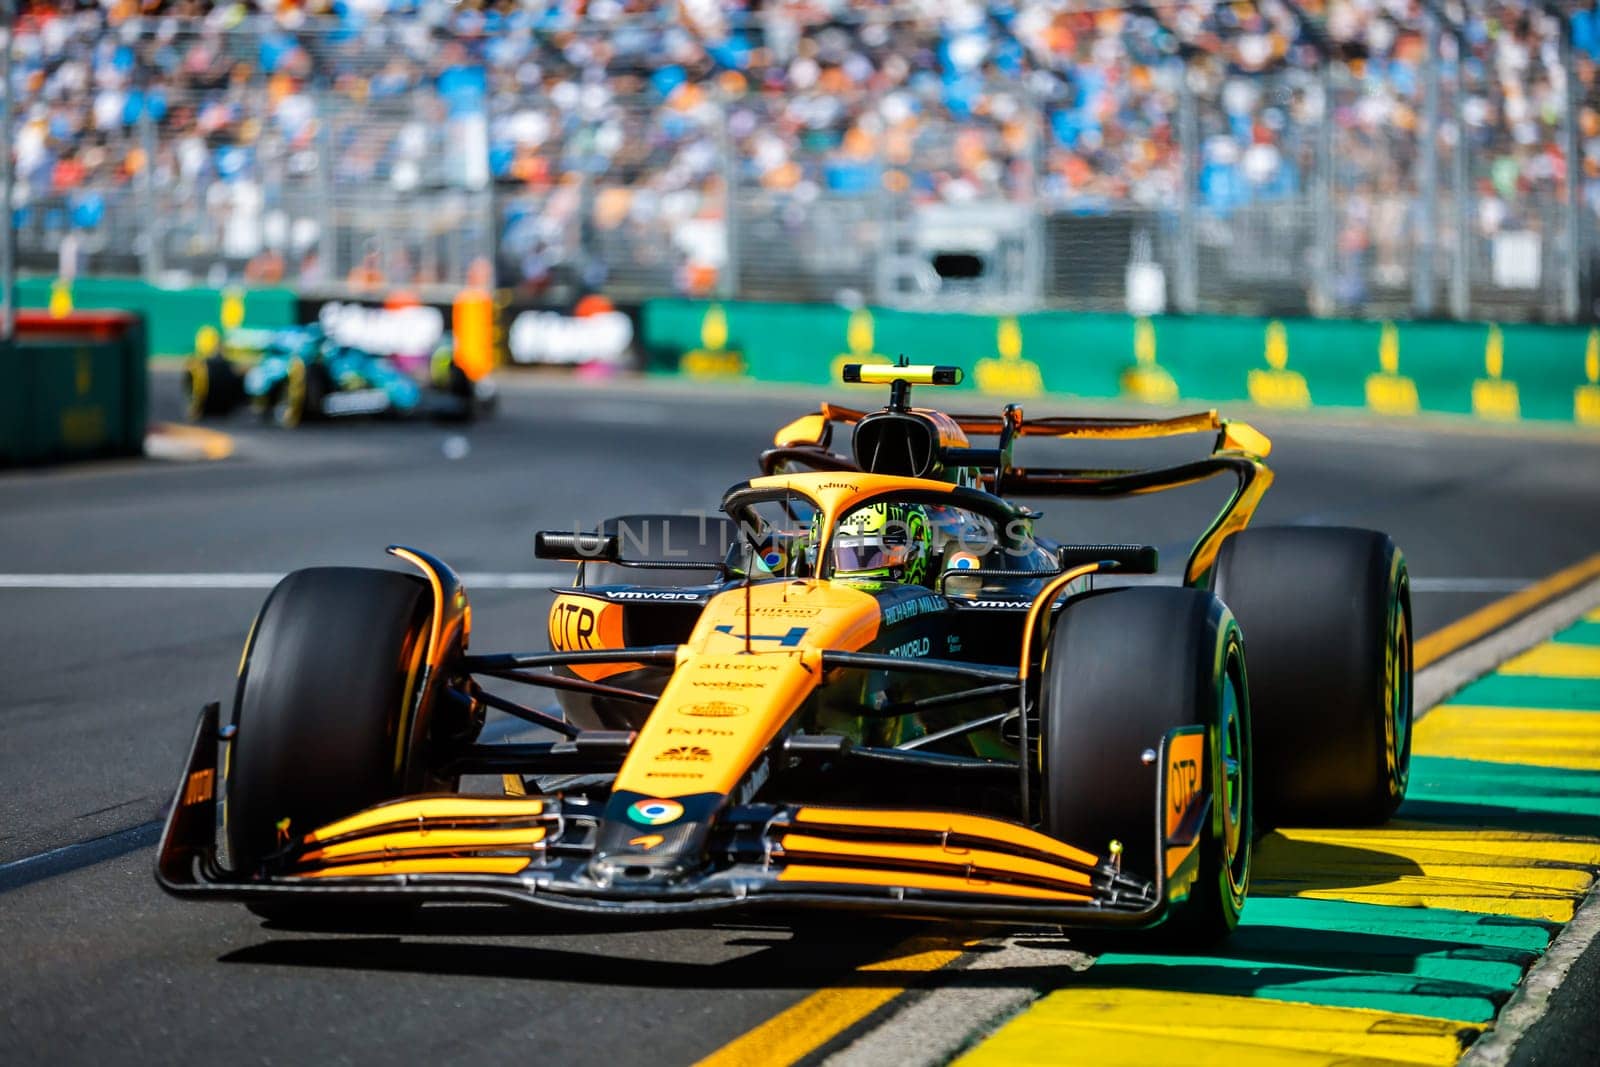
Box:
[534,531,621,562]
[1058,543,1159,574]
[773,413,832,448]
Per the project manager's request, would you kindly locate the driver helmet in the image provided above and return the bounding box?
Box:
[832,501,932,586]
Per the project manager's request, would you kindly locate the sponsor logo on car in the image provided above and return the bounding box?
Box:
[733,757,771,806]
[320,388,392,416]
[886,636,931,658]
[681,701,749,718]
[734,605,823,619]
[881,593,944,627]
[1170,757,1201,820]
[607,590,705,602]
[713,624,808,646]
[317,301,444,357]
[1164,731,1207,838]
[656,745,713,762]
[183,769,214,806]
[688,680,765,691]
[626,798,684,826]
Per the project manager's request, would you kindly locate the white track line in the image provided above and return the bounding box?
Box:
[0,572,571,590]
[1411,577,1531,594]
[0,574,1529,593]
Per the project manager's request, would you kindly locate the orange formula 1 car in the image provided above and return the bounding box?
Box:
[157,363,1412,943]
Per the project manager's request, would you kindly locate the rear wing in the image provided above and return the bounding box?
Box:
[775,404,1269,452]
[764,406,1273,588]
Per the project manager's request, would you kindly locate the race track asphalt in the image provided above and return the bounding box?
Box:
[2,371,1598,1064]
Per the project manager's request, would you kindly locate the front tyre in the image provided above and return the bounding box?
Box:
[1039,587,1252,945]
[183,355,245,419]
[1211,527,1412,827]
[225,567,435,876]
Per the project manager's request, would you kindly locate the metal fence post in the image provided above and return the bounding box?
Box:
[479,101,496,290]
[137,95,162,281]
[1414,12,1441,317]
[1,1,15,344]
[1560,13,1582,321]
[874,115,895,305]
[315,96,335,286]
[1026,77,1047,309]
[1450,35,1472,319]
[1175,63,1198,314]
[1313,56,1337,315]
[717,90,740,300]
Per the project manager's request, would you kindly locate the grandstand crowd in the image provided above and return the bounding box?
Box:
[6,0,1598,306]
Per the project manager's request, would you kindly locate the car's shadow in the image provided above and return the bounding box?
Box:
[218,836,1492,1001]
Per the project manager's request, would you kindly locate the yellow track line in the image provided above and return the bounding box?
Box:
[144,421,235,460]
[692,933,973,1067]
[955,989,1481,1067]
[1414,551,1600,668]
[700,554,1600,1066]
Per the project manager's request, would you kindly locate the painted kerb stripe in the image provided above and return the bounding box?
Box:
[694,562,1600,1067]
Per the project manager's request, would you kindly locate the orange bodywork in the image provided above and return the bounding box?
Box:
[301,856,531,878]
[777,834,1092,891]
[300,796,547,843]
[550,592,636,681]
[776,864,1093,902]
[791,807,1100,868]
[300,826,548,864]
[611,578,882,798]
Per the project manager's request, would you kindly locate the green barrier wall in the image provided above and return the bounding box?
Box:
[642,299,1600,428]
[1,315,148,465]
[17,276,297,358]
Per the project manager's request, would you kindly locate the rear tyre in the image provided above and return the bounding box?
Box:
[225,568,436,919]
[1211,527,1411,827]
[1040,587,1252,945]
[184,356,245,419]
[432,362,486,423]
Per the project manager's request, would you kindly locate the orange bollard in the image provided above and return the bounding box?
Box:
[452,287,496,381]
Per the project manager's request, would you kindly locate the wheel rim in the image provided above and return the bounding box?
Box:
[1386,587,1412,793]
[275,359,306,428]
[1220,644,1248,894]
[185,359,207,421]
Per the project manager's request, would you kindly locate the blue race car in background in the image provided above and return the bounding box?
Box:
[183,324,496,427]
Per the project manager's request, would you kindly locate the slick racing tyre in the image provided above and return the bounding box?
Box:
[1211,527,1411,827]
[270,357,331,428]
[432,362,494,423]
[183,355,245,419]
[225,568,435,901]
[1040,587,1252,945]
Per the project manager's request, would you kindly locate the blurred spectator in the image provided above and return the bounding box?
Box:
[4,0,1596,305]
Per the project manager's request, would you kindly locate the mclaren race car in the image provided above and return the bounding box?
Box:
[157,362,1412,942]
[182,324,495,428]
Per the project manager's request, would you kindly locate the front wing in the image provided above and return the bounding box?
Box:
[157,704,1205,927]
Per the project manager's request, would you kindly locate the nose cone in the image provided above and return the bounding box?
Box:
[589,792,717,886]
